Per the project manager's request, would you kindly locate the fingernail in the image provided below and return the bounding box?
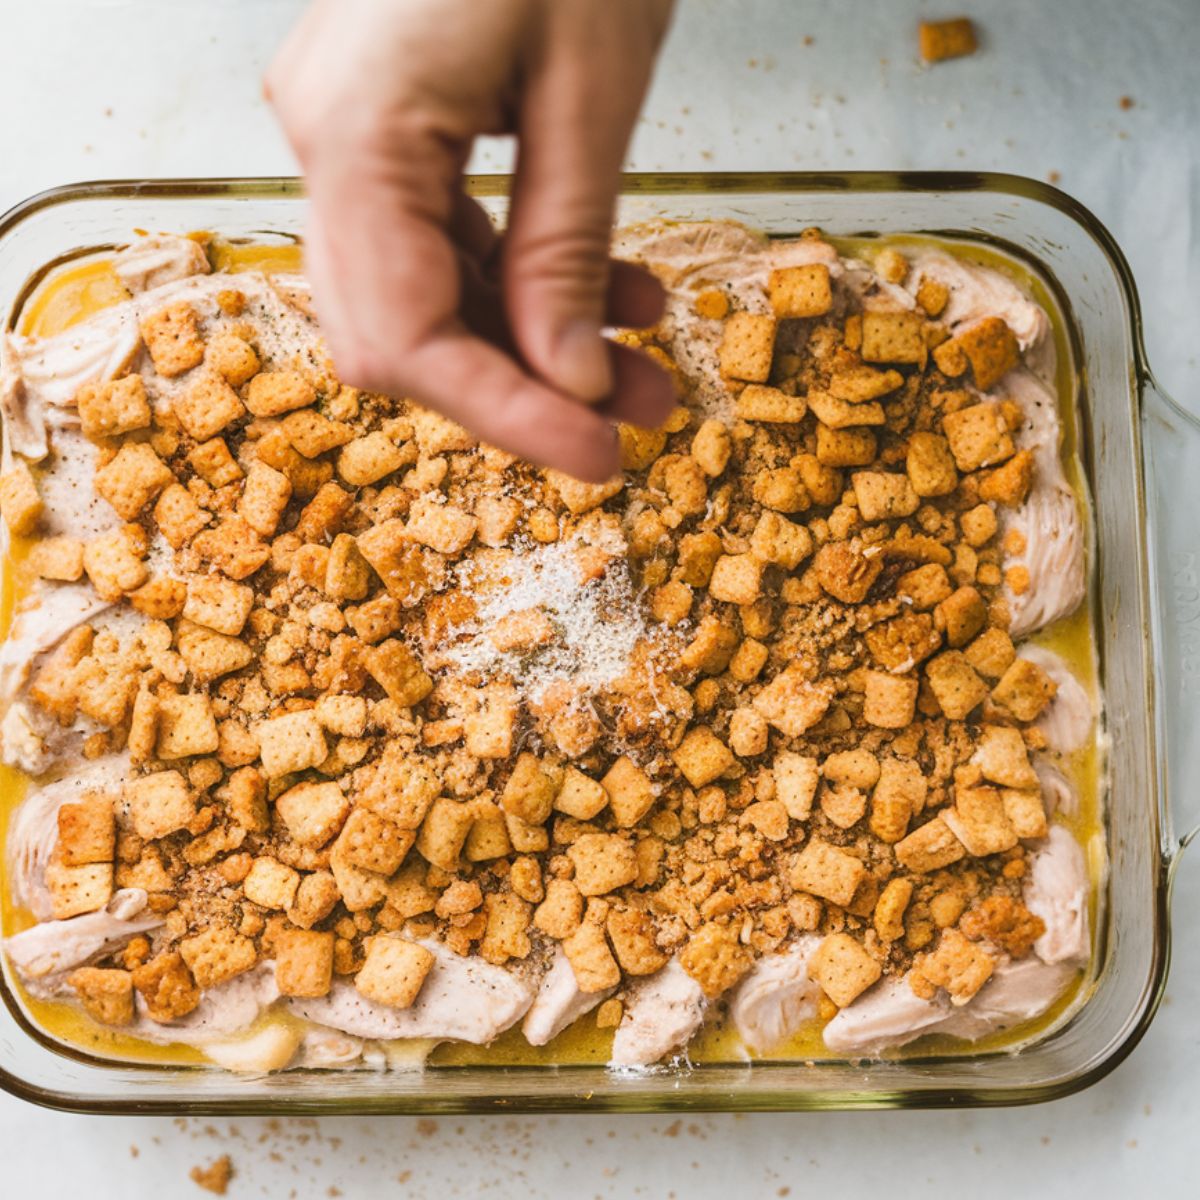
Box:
[552,320,613,404]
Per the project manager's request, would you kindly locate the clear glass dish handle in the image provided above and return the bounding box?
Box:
[1142,379,1200,860]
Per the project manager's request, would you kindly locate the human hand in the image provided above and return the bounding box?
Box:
[267,0,676,481]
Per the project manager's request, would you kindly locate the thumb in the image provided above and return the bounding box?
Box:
[502,2,670,404]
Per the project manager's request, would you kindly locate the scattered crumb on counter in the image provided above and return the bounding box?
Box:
[919,17,978,62]
[189,1154,233,1195]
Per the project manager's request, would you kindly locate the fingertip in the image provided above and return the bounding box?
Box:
[597,342,678,428]
[562,420,622,483]
[402,334,622,484]
[606,260,667,329]
[550,318,614,404]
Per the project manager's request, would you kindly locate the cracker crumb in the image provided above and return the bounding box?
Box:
[189,1155,233,1195]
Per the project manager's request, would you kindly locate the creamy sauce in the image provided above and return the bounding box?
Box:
[0,233,1102,1071]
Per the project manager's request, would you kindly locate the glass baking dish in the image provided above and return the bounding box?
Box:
[0,172,1196,1114]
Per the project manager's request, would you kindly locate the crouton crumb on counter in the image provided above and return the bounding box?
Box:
[189,1155,233,1195]
[0,222,1097,1073]
[919,17,978,63]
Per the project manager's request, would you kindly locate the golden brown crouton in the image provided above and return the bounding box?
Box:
[276,780,352,848]
[829,364,903,402]
[906,431,959,497]
[174,372,246,440]
[852,471,920,521]
[93,443,173,521]
[478,892,533,964]
[82,524,149,599]
[553,767,608,820]
[957,316,1020,391]
[205,329,260,386]
[355,519,434,605]
[874,878,914,943]
[355,936,434,1008]
[911,928,994,1007]
[275,929,335,998]
[176,621,254,681]
[816,424,877,467]
[812,540,883,604]
[125,769,196,840]
[568,832,638,896]
[534,878,584,939]
[925,650,990,719]
[749,510,813,569]
[544,469,624,515]
[132,951,200,1022]
[869,758,927,843]
[67,966,134,1026]
[807,391,886,430]
[415,797,474,871]
[916,276,950,316]
[937,585,988,647]
[808,932,882,1007]
[244,369,316,417]
[735,383,806,423]
[991,657,1057,721]
[789,838,865,906]
[963,626,1016,680]
[45,857,112,919]
[607,908,667,975]
[76,375,151,439]
[673,726,735,787]
[601,756,657,827]
[979,448,1035,506]
[974,724,1039,788]
[183,573,254,636]
[238,462,292,538]
[406,494,477,556]
[679,921,753,997]
[155,692,220,759]
[708,553,762,605]
[894,816,966,873]
[140,302,204,377]
[942,401,1015,472]
[256,709,328,778]
[861,311,925,364]
[188,437,243,487]
[29,535,85,581]
[179,926,257,989]
[191,516,271,580]
[243,856,302,910]
[945,779,1019,856]
[897,562,954,610]
[691,418,732,475]
[500,753,557,825]
[718,311,777,382]
[364,638,433,708]
[767,263,832,318]
[752,465,809,513]
[56,793,115,865]
[561,920,621,992]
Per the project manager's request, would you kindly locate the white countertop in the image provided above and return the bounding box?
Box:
[2,1,1198,1196]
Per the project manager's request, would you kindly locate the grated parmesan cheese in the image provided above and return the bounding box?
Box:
[433,526,659,705]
